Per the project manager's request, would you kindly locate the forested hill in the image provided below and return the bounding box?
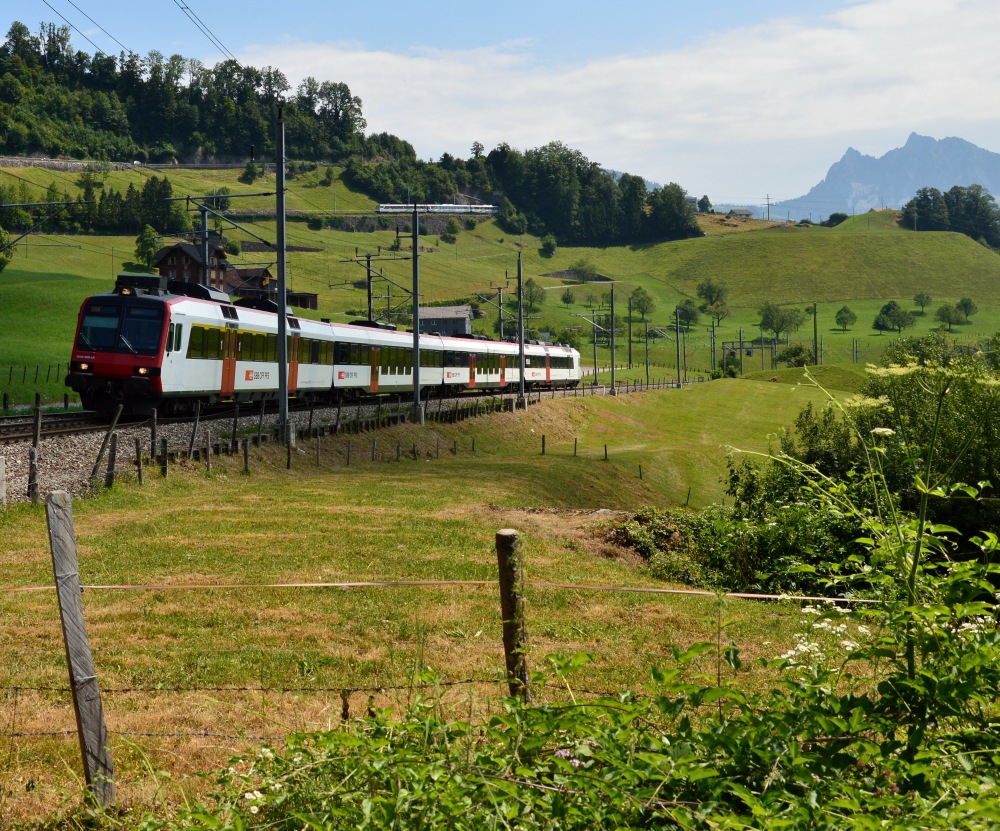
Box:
[0,20,701,247]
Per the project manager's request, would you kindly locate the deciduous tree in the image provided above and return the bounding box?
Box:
[629,287,655,321]
[523,277,545,311]
[914,292,932,313]
[835,306,857,332]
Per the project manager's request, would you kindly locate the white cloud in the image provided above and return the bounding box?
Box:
[240,0,1000,200]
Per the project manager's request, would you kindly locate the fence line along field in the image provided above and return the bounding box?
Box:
[0,381,839,820]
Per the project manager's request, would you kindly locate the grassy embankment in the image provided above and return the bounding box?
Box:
[0,378,839,820]
[3,164,1000,406]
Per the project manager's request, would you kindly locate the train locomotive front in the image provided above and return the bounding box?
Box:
[66,274,171,415]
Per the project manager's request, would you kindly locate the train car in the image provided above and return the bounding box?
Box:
[66,273,582,415]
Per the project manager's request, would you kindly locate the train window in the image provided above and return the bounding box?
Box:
[77,304,122,351]
[334,342,349,364]
[380,347,389,372]
[174,324,183,353]
[187,326,204,358]
[404,348,412,373]
[166,323,174,354]
[120,306,165,355]
[266,334,277,362]
[310,339,321,364]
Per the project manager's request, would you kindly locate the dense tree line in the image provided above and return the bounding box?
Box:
[0,20,368,163]
[0,20,702,247]
[900,184,1000,247]
[0,171,188,234]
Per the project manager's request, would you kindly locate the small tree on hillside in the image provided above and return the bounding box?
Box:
[134,224,159,270]
[697,278,730,324]
[874,300,915,334]
[676,299,700,330]
[561,287,576,307]
[697,195,712,213]
[835,305,857,332]
[914,292,932,314]
[523,277,545,311]
[956,297,978,320]
[935,304,965,331]
[539,234,557,257]
[630,287,655,321]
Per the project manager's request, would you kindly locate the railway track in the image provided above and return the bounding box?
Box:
[0,411,123,444]
[0,383,637,446]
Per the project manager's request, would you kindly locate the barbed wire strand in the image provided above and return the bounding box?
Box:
[1,578,880,604]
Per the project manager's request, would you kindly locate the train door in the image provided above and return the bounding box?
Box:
[545,353,552,384]
[500,355,507,386]
[221,327,238,399]
[288,335,300,395]
[370,346,380,393]
[468,353,476,389]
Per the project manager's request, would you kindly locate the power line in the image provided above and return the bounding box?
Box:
[171,0,238,63]
[41,0,104,56]
[62,0,134,55]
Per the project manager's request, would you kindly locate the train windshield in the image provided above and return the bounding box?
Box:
[76,302,165,355]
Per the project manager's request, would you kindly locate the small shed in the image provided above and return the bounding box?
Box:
[727,208,754,219]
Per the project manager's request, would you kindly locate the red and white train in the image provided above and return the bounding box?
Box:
[66,274,582,415]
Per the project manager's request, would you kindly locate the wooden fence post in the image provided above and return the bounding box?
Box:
[159,438,168,477]
[89,405,124,482]
[346,439,352,466]
[496,529,531,701]
[32,393,42,448]
[231,406,240,454]
[104,433,117,488]
[0,456,6,506]
[243,438,251,475]
[370,437,377,462]
[205,431,212,473]
[28,447,39,504]
[187,400,201,458]
[149,409,157,460]
[541,435,546,455]
[45,491,115,807]
[133,437,143,485]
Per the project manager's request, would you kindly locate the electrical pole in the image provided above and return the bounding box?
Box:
[200,206,210,286]
[411,203,423,425]
[366,253,373,321]
[644,320,650,385]
[813,301,819,366]
[675,307,682,388]
[276,106,289,442]
[627,296,632,369]
[610,284,617,395]
[517,253,526,408]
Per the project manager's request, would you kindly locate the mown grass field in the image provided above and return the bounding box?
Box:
[0,380,842,821]
[3,164,1000,406]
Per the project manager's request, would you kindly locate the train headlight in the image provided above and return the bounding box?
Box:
[133,366,160,377]
[136,367,149,376]
[74,361,91,372]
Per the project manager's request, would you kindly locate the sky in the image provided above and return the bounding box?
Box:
[14,0,1000,206]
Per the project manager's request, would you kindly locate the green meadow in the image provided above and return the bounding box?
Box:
[0,380,838,819]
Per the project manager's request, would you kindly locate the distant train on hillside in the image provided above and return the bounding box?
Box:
[66,274,582,415]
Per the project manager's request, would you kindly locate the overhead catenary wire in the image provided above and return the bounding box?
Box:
[40,0,105,56]
[171,0,238,63]
[63,0,134,55]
